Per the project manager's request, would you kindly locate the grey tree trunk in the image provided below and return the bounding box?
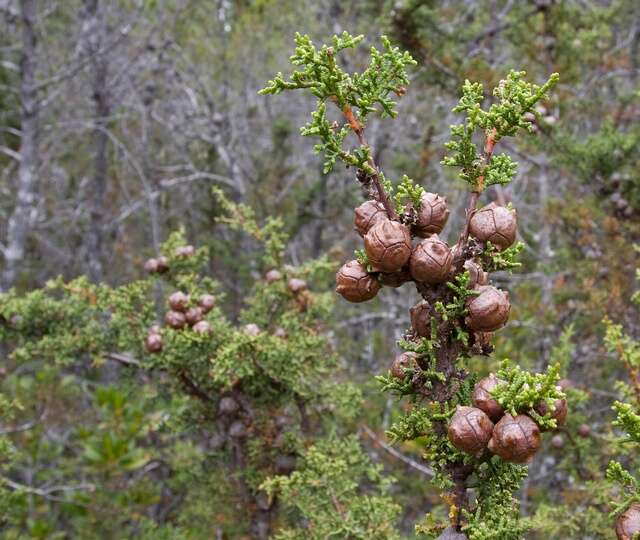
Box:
[2,0,39,290]
[83,0,110,282]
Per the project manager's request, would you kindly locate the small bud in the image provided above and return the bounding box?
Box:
[577,424,591,438]
[156,256,169,273]
[218,396,239,416]
[354,200,388,237]
[175,245,195,257]
[364,220,412,273]
[199,294,216,313]
[469,202,517,251]
[185,306,204,326]
[287,278,308,294]
[145,333,163,353]
[448,406,494,457]
[535,398,568,429]
[244,323,261,336]
[265,269,282,283]
[335,260,380,303]
[488,414,541,463]
[616,503,640,540]
[168,291,190,312]
[144,258,159,273]
[409,235,453,284]
[410,300,431,337]
[412,192,450,237]
[390,352,418,380]
[465,285,510,332]
[165,310,186,330]
[472,374,506,421]
[192,320,212,335]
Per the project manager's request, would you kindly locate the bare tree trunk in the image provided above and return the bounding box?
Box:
[2,0,38,290]
[83,0,109,282]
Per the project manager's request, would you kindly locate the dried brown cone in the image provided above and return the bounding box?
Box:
[335,260,380,303]
[185,306,204,326]
[165,310,186,330]
[447,406,494,458]
[378,268,412,288]
[156,256,169,273]
[354,200,388,237]
[410,300,431,337]
[577,423,591,438]
[409,235,453,284]
[535,398,568,430]
[488,413,541,464]
[168,291,190,312]
[274,327,288,339]
[145,333,163,353]
[364,220,412,273]
[265,269,282,283]
[390,352,419,380]
[199,294,216,313]
[469,202,517,251]
[472,374,506,421]
[412,192,450,237]
[193,320,212,335]
[287,278,308,294]
[616,503,640,540]
[144,258,159,274]
[463,259,488,287]
[244,323,261,336]
[465,285,510,332]
[175,245,195,257]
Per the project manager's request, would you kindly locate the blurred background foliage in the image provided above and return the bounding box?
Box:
[0,0,639,538]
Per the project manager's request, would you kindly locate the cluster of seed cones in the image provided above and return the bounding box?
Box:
[446,374,568,463]
[335,193,516,336]
[144,244,196,274]
[145,291,216,353]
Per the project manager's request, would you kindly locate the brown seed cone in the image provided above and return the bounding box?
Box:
[244,323,261,336]
[265,269,282,283]
[192,320,212,335]
[448,406,494,458]
[287,278,308,294]
[335,260,380,303]
[409,235,453,284]
[165,310,186,330]
[488,413,541,464]
[550,434,565,449]
[294,290,313,312]
[465,285,510,332]
[274,327,288,339]
[175,245,195,257]
[185,306,204,326]
[472,374,506,421]
[145,333,163,353]
[378,268,412,288]
[463,259,488,287]
[156,256,169,273]
[577,423,591,437]
[469,202,517,251]
[144,258,159,273]
[390,352,419,379]
[616,503,640,540]
[168,291,190,312]
[412,192,450,237]
[535,398,568,429]
[199,294,216,313]
[364,220,412,273]
[354,200,388,237]
[410,300,431,337]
